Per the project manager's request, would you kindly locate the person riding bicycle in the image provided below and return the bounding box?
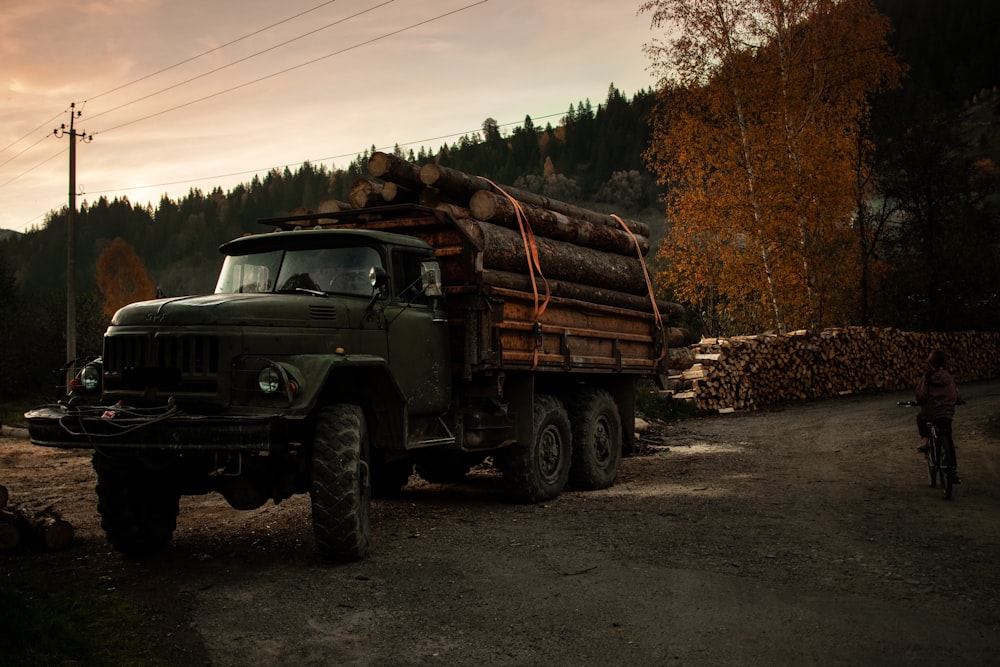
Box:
[915,349,961,484]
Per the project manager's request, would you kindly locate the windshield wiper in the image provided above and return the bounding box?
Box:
[276,288,328,297]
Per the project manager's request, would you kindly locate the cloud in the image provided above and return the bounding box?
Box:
[1,0,659,231]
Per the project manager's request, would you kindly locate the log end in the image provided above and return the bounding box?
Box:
[419,162,443,186]
[367,152,392,178]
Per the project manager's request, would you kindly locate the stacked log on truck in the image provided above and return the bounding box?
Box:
[346,152,689,356]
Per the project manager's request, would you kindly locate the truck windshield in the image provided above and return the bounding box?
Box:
[215,247,382,296]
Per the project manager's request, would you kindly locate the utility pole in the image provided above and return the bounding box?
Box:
[54,103,91,365]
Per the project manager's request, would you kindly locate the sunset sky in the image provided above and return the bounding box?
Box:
[1,0,661,233]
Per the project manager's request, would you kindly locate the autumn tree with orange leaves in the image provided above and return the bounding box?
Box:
[641,0,903,334]
[96,237,156,319]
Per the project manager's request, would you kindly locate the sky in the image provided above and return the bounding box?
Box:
[0,0,664,233]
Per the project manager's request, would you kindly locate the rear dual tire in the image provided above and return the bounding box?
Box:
[567,387,622,491]
[501,394,572,503]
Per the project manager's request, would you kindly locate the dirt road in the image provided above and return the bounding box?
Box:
[3,381,1000,665]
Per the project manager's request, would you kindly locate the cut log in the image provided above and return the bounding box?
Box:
[367,151,425,189]
[349,178,390,209]
[0,506,26,550]
[454,218,648,294]
[33,514,74,551]
[0,521,19,550]
[380,181,419,204]
[0,505,75,551]
[667,345,696,371]
[419,162,650,237]
[469,189,649,257]
[316,199,352,215]
[431,202,473,220]
[480,268,685,320]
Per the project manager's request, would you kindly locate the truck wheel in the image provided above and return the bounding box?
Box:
[309,404,371,561]
[567,387,622,490]
[501,394,572,503]
[92,453,179,555]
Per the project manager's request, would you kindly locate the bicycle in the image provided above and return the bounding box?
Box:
[898,401,954,499]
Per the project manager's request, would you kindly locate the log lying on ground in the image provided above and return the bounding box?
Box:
[0,485,75,551]
[32,513,75,551]
[469,189,649,257]
[455,218,648,294]
[0,518,18,549]
[419,162,651,238]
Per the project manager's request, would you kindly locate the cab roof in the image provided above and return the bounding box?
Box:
[219,226,434,256]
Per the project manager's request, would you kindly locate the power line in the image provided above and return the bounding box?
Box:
[0,146,65,189]
[0,133,52,171]
[13,203,64,232]
[84,110,567,196]
[94,0,488,136]
[0,109,66,156]
[0,1,484,191]
[87,0,396,123]
[86,0,344,103]
[8,105,569,232]
[0,1,357,168]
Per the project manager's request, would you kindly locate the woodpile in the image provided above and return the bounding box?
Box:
[663,328,1000,413]
[344,152,685,324]
[0,483,75,551]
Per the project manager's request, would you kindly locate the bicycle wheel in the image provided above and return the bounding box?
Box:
[926,436,938,488]
[938,440,953,500]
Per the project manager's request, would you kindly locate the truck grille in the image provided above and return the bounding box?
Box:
[104,333,222,397]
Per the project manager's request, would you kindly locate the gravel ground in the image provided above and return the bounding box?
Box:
[2,380,999,666]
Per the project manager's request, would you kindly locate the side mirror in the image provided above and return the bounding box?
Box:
[369,266,389,290]
[368,266,390,303]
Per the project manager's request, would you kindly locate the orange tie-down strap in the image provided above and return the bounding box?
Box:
[611,214,667,362]
[483,178,550,370]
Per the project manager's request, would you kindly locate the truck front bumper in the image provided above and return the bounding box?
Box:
[24,404,280,451]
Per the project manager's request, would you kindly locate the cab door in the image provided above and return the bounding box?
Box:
[384,251,451,415]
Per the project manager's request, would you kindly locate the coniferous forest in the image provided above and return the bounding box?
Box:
[1,0,998,403]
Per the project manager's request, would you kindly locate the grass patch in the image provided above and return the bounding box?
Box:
[0,554,181,666]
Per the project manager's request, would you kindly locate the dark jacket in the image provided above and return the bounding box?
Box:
[916,368,959,420]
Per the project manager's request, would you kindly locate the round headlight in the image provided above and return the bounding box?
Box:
[257,366,282,394]
[80,363,101,391]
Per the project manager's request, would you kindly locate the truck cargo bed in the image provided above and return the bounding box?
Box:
[263,205,668,379]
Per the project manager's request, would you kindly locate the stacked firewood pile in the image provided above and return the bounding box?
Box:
[664,327,1000,412]
[321,152,687,326]
[0,483,74,551]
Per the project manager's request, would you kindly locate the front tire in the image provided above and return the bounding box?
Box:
[938,441,954,500]
[310,404,372,561]
[92,453,179,556]
[567,387,622,490]
[501,394,572,503]
[926,445,937,488]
